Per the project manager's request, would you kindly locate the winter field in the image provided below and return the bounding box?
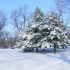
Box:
[0,48,70,70]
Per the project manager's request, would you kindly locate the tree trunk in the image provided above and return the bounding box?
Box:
[43,49,45,51]
[62,46,64,49]
[54,44,57,53]
[36,47,38,52]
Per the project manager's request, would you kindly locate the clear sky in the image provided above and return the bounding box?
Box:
[0,0,55,13]
[0,0,55,34]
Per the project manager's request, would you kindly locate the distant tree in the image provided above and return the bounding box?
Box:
[7,36,17,48]
[0,30,17,49]
[0,11,7,36]
[55,0,69,17]
[0,11,7,48]
[0,37,5,48]
[11,5,29,32]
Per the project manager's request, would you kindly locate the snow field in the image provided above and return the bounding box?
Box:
[0,48,70,70]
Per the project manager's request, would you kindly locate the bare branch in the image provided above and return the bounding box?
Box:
[0,11,7,31]
[11,5,29,31]
[55,0,69,17]
[11,10,20,31]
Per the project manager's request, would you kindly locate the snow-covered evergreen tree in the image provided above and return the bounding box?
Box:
[15,7,70,52]
[33,7,44,22]
[44,12,69,52]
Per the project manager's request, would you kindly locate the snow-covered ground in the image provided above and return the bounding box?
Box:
[0,48,70,70]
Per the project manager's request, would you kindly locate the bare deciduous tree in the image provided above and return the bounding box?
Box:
[11,5,28,32]
[55,0,69,17]
[0,11,6,30]
[0,31,17,48]
[11,10,20,31]
[8,36,17,48]
[0,11,7,37]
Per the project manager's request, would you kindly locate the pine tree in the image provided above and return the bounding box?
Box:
[33,7,44,22]
[45,12,69,52]
[15,8,70,53]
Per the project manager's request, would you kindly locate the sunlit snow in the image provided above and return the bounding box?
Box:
[0,48,70,70]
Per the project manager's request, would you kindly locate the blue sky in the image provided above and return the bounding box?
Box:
[0,0,55,33]
[0,0,55,13]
